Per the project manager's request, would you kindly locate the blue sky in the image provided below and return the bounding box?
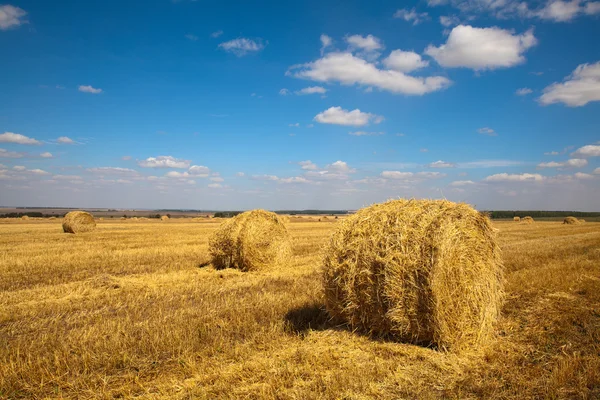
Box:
[1,0,599,210]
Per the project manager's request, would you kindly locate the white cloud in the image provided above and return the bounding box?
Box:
[289,123,300,127]
[296,86,327,95]
[571,144,600,157]
[381,171,414,179]
[425,25,537,70]
[56,136,75,144]
[440,15,460,27]
[13,165,25,171]
[236,172,245,177]
[279,176,310,184]
[251,174,280,181]
[458,160,525,168]
[428,160,456,168]
[348,131,385,136]
[299,160,318,170]
[320,34,333,54]
[380,171,445,180]
[593,167,600,174]
[164,165,211,180]
[314,106,383,126]
[53,175,82,180]
[483,173,545,182]
[574,172,595,180]
[539,62,600,107]
[218,38,265,56]
[0,148,25,158]
[0,132,41,145]
[516,87,533,96]
[393,8,430,24]
[382,50,429,73]
[450,180,475,186]
[28,169,49,175]
[210,30,223,38]
[208,183,223,188]
[537,0,584,21]
[288,52,451,95]
[188,165,210,177]
[210,176,224,182]
[585,2,600,14]
[477,127,497,136]
[78,85,103,94]
[537,158,588,168]
[87,167,140,175]
[544,151,559,156]
[0,5,27,30]
[40,152,53,158]
[279,88,290,95]
[325,161,356,174]
[138,156,191,169]
[345,34,384,52]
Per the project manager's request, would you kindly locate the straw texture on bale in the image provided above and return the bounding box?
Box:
[513,216,520,222]
[563,216,580,225]
[209,209,292,272]
[62,211,96,234]
[522,216,534,224]
[161,216,169,221]
[21,215,29,220]
[322,199,504,352]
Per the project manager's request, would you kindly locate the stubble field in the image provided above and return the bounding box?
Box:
[1,218,599,399]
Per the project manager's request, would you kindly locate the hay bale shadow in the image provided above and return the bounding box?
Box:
[284,303,331,335]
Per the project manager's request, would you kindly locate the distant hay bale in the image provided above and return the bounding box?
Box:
[48,216,57,220]
[120,217,126,220]
[99,217,104,221]
[62,211,96,234]
[580,219,586,223]
[522,216,534,224]
[161,215,169,221]
[209,209,292,272]
[513,216,520,222]
[563,216,580,225]
[322,199,504,352]
[21,215,29,220]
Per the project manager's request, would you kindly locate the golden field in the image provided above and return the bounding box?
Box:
[1,218,599,399]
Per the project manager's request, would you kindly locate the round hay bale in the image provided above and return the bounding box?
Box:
[522,216,534,224]
[21,215,29,220]
[48,216,57,220]
[322,199,504,352]
[513,216,520,222]
[580,219,586,223]
[160,215,169,221]
[209,209,292,272]
[563,216,580,225]
[62,211,96,234]
[120,217,126,220]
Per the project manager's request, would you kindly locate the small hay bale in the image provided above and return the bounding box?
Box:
[563,216,580,225]
[513,216,520,222]
[209,209,292,272]
[322,199,504,352]
[580,219,586,223]
[48,216,57,220]
[522,216,534,224]
[21,215,29,220]
[161,215,169,221]
[62,211,96,234]
[120,217,126,220]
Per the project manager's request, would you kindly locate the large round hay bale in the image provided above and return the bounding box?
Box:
[522,216,534,224]
[322,199,504,352]
[160,215,169,221]
[62,211,96,233]
[563,216,580,225]
[209,209,292,272]
[21,215,29,220]
[513,216,520,222]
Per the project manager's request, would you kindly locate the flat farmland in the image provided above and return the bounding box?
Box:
[1,219,599,399]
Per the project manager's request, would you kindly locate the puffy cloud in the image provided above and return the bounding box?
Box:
[0,148,25,158]
[571,144,600,157]
[425,25,537,70]
[138,156,191,169]
[78,85,103,94]
[279,176,310,184]
[537,158,588,168]
[393,8,430,24]
[345,34,384,52]
[0,5,27,30]
[0,132,41,145]
[288,52,451,95]
[574,172,595,180]
[53,175,82,180]
[477,127,497,136]
[299,160,318,170]
[279,88,291,95]
[516,87,533,96]
[314,106,384,126]
[539,62,600,107]
[325,160,356,174]
[382,50,429,72]
[12,165,25,171]
[56,136,75,144]
[439,15,460,27]
[483,173,545,182]
[450,180,476,186]
[428,160,456,168]
[320,34,333,54]
[594,167,600,174]
[537,0,585,21]
[27,169,50,175]
[251,174,280,181]
[188,165,210,176]
[380,171,445,180]
[381,171,415,179]
[296,86,327,95]
[218,38,266,56]
[210,30,223,38]
[210,176,224,182]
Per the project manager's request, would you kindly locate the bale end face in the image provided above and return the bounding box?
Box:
[322,199,504,353]
[209,209,292,272]
[563,216,580,225]
[513,216,520,222]
[522,216,534,224]
[62,211,96,234]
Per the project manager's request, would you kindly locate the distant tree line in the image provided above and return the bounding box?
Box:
[0,212,60,218]
[213,211,243,218]
[486,210,600,219]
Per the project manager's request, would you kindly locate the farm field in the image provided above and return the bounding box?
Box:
[1,218,599,399]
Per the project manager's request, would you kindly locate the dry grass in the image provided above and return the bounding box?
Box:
[322,199,503,352]
[1,218,599,399]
